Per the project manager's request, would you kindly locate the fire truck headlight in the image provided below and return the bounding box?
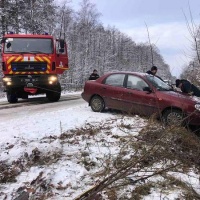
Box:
[3,77,12,82]
[48,76,57,82]
[7,82,12,86]
[49,81,53,84]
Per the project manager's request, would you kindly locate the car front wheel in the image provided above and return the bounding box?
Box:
[163,109,185,126]
[90,96,105,112]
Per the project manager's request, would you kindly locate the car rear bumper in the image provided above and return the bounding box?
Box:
[81,92,90,102]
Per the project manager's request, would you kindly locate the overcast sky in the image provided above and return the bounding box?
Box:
[68,0,200,77]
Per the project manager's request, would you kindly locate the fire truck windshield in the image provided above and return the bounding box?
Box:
[4,38,53,54]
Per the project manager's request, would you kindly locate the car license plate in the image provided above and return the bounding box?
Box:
[24,78,37,82]
[27,83,34,87]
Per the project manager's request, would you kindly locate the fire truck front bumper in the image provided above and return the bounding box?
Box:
[3,74,59,91]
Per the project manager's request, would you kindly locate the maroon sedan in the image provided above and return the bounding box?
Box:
[81,72,200,126]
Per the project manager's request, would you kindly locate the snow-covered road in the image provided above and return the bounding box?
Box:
[0,92,92,147]
[0,93,84,121]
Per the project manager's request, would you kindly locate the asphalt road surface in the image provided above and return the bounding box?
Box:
[0,93,86,121]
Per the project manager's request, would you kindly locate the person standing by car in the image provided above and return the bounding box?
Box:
[89,69,100,80]
[146,66,163,81]
[175,79,200,97]
[146,66,158,75]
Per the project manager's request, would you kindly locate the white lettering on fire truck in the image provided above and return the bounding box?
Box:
[59,61,63,67]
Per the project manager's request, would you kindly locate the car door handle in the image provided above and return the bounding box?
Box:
[102,87,107,89]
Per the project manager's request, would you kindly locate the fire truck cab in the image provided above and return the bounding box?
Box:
[1,33,68,103]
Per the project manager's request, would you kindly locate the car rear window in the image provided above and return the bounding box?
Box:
[104,74,125,87]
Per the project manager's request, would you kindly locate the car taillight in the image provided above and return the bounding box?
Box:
[52,62,55,71]
[2,62,6,71]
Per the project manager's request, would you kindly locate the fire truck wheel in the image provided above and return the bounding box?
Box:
[46,83,61,102]
[7,91,18,103]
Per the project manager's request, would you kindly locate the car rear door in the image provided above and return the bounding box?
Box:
[121,74,158,116]
[100,73,126,109]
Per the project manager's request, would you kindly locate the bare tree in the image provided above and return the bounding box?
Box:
[145,22,154,66]
[180,4,200,85]
[183,5,200,65]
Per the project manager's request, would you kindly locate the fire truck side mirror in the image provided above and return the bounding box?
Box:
[59,48,64,53]
[60,39,65,49]
[58,39,65,53]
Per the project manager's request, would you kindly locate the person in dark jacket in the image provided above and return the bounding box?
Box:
[89,69,100,80]
[146,66,163,81]
[146,66,158,75]
[175,79,200,97]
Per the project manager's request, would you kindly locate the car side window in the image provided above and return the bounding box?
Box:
[104,74,125,87]
[127,75,148,91]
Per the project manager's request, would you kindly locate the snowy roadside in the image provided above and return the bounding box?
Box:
[0,102,146,199]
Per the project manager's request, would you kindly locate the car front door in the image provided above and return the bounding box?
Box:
[121,75,158,116]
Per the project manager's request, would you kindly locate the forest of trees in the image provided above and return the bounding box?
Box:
[0,0,173,89]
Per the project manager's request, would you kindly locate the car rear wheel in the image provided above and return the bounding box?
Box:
[90,96,105,112]
[163,109,185,126]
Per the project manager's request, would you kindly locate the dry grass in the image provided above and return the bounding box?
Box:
[1,116,200,200]
[77,120,200,199]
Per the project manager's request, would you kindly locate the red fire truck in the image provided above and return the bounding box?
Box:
[0,33,68,103]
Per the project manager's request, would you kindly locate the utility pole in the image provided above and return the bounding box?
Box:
[15,0,19,33]
[30,0,35,33]
[1,0,6,35]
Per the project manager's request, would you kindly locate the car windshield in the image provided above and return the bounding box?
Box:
[3,38,53,54]
[146,75,173,91]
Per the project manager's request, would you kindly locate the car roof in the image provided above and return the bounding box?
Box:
[94,71,150,83]
[103,71,147,77]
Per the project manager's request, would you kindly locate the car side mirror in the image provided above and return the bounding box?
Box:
[143,86,152,93]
